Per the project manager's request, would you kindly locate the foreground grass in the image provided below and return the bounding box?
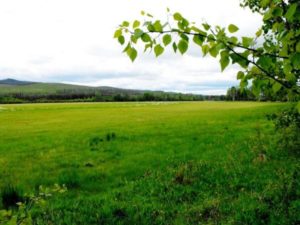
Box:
[0,102,298,224]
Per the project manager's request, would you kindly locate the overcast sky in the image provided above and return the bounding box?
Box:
[0,0,262,94]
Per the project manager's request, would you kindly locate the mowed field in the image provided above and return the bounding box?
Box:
[0,102,298,224]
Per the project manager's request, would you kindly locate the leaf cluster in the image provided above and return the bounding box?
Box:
[114,1,300,98]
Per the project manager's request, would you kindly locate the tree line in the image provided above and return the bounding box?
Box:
[225,85,299,102]
[0,90,214,103]
[1,86,297,103]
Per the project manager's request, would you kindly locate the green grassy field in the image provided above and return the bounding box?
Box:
[0,102,299,224]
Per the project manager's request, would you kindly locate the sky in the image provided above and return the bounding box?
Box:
[0,0,262,95]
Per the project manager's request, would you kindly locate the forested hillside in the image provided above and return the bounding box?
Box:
[0,79,207,103]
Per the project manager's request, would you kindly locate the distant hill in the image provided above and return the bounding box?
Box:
[0,78,142,95]
[0,78,211,103]
[0,78,35,85]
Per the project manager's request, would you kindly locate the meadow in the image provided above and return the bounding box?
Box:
[0,102,299,224]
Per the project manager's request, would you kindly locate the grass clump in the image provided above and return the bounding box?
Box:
[89,132,116,150]
[58,170,80,189]
[89,136,103,151]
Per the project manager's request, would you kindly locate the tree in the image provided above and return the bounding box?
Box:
[114,0,300,100]
[226,86,256,101]
[227,86,238,101]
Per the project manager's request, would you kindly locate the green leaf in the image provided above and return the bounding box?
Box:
[154,44,164,57]
[191,26,207,36]
[272,82,282,93]
[178,21,186,30]
[147,24,155,32]
[296,102,300,113]
[237,71,244,80]
[285,3,298,21]
[133,20,140,29]
[230,53,249,68]
[118,36,125,45]
[272,7,283,17]
[146,13,153,18]
[122,21,130,27]
[173,12,183,21]
[260,0,270,8]
[251,66,261,75]
[240,79,248,89]
[291,53,300,69]
[220,51,230,72]
[141,33,151,43]
[209,43,224,58]
[180,33,189,42]
[296,42,300,52]
[279,42,289,57]
[256,29,262,37]
[134,29,144,39]
[283,63,292,76]
[153,21,163,32]
[127,47,137,62]
[131,35,138,44]
[263,9,273,21]
[228,24,239,33]
[229,36,238,44]
[207,34,215,41]
[202,45,209,56]
[181,18,189,28]
[114,29,122,38]
[202,23,211,31]
[163,34,172,46]
[193,35,204,47]
[178,39,188,54]
[257,55,273,69]
[172,42,177,53]
[191,26,200,33]
[122,43,130,53]
[242,37,254,48]
[209,46,218,58]
[251,83,260,97]
[144,43,152,52]
[286,73,296,82]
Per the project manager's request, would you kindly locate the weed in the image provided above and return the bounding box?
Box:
[250,125,268,163]
[89,137,103,151]
[106,133,111,141]
[84,162,94,167]
[113,208,127,219]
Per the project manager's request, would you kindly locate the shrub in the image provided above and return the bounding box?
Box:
[269,106,300,156]
[0,184,67,224]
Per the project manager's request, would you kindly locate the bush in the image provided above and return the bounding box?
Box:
[1,185,24,209]
[0,184,67,224]
[269,106,300,156]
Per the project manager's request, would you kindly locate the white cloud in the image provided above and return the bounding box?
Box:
[0,0,261,94]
